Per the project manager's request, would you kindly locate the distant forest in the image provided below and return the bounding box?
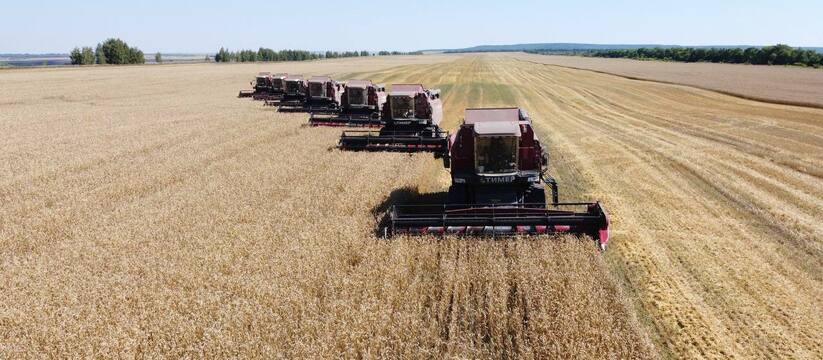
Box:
[70,38,145,65]
[62,42,422,66]
[214,47,422,63]
[528,44,823,68]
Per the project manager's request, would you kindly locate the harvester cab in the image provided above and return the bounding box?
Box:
[265,74,307,106]
[385,107,610,250]
[280,76,341,113]
[238,72,272,98]
[308,80,386,127]
[338,84,447,152]
[270,73,288,94]
[284,75,307,97]
[445,108,548,204]
[255,72,272,92]
[256,73,288,101]
[250,72,275,100]
[262,73,289,106]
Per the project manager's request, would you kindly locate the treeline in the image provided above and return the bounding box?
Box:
[378,51,423,56]
[214,47,422,63]
[70,38,145,65]
[532,44,822,68]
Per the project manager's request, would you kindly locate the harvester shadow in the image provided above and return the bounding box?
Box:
[371,186,448,237]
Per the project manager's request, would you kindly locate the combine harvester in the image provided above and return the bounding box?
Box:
[384,108,610,250]
[338,84,447,153]
[264,74,307,107]
[279,76,341,113]
[254,73,287,101]
[238,72,272,98]
[308,80,386,127]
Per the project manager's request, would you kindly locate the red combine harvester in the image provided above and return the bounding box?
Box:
[279,76,341,113]
[338,84,447,152]
[254,73,287,101]
[385,108,610,250]
[308,80,386,127]
[264,74,307,106]
[238,72,272,98]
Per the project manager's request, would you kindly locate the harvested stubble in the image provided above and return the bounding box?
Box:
[0,56,654,358]
[487,53,822,358]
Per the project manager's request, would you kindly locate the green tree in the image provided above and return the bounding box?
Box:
[96,38,144,64]
[72,40,143,65]
[69,47,96,66]
[155,52,162,63]
[69,47,83,65]
[100,38,131,64]
[130,48,145,64]
[80,47,95,65]
[95,44,107,64]
[769,44,794,65]
[215,47,233,62]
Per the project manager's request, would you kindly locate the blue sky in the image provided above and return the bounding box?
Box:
[1,0,820,53]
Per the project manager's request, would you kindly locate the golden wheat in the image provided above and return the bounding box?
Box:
[0,56,655,358]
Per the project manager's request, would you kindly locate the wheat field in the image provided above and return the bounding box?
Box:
[1,53,821,358]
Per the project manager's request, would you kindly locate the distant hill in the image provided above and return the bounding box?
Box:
[432,43,823,54]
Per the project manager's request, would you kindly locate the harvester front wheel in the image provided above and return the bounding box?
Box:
[524,184,546,207]
[448,184,467,205]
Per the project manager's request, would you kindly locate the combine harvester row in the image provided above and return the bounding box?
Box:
[309,80,386,127]
[244,72,448,152]
[242,72,388,127]
[239,73,610,250]
[338,84,447,153]
[238,72,288,100]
